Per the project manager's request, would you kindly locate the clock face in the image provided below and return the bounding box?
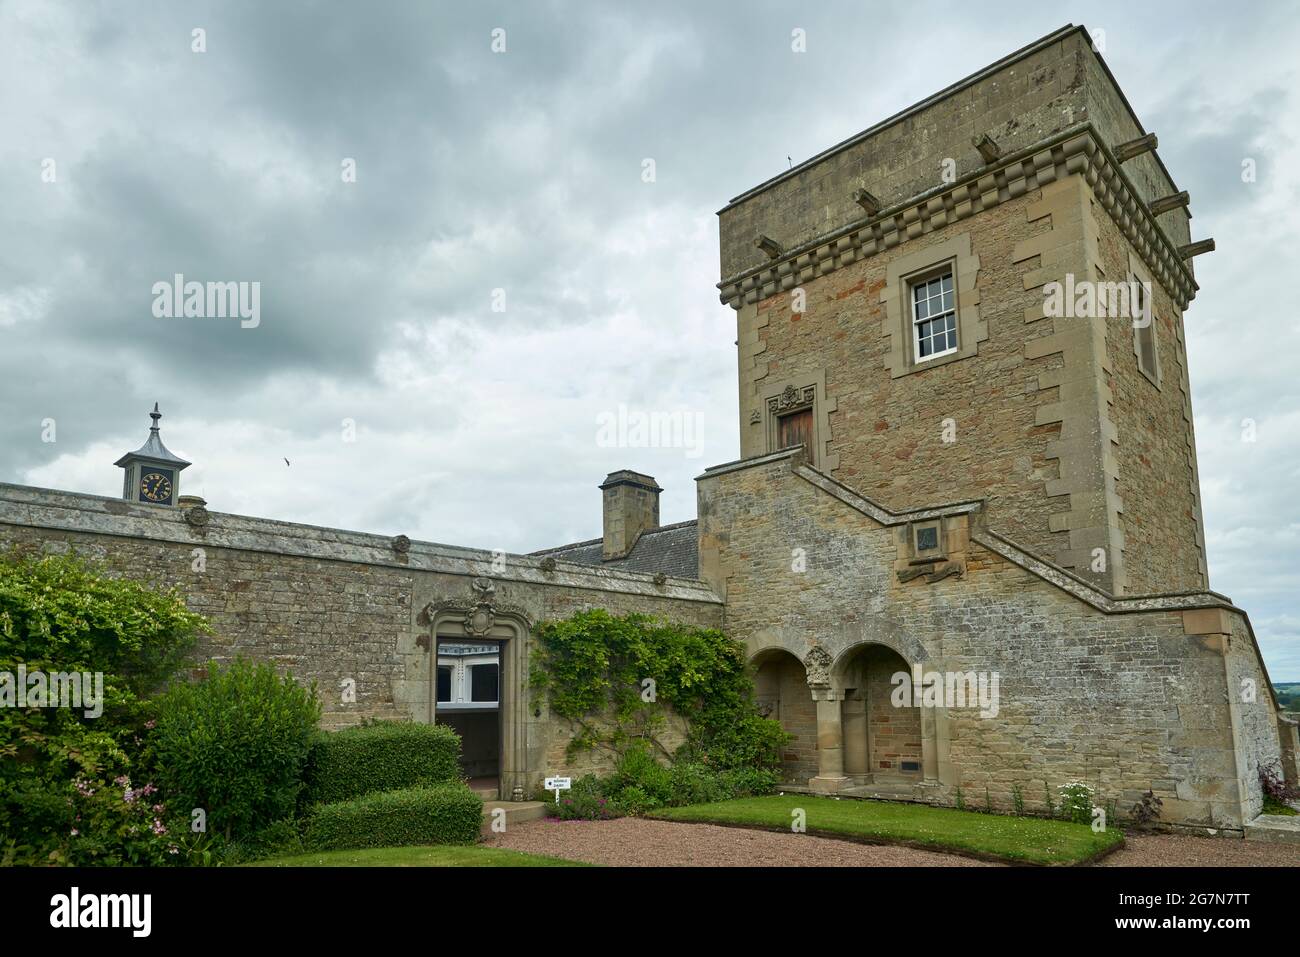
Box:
[138,469,174,504]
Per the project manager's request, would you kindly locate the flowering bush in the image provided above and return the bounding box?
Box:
[1057,782,1095,825]
[55,774,179,866]
[0,551,207,866]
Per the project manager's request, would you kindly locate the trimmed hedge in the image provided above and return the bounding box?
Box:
[303,785,483,850]
[303,721,461,805]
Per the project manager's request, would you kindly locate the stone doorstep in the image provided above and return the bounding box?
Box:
[481,800,547,836]
[1243,813,1300,845]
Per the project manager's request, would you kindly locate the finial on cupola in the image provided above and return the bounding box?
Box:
[114,403,191,507]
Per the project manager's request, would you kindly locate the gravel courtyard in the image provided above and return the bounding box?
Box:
[485,817,1300,867]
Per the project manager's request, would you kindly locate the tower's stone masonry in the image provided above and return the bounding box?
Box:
[720,25,1204,596]
[736,191,1066,573]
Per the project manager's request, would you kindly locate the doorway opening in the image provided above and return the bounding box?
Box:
[435,637,501,797]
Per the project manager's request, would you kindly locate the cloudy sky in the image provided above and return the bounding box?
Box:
[3,1,1298,677]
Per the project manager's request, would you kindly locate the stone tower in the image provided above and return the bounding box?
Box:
[716,24,1212,596]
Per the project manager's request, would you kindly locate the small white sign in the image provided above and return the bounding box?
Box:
[544,776,572,803]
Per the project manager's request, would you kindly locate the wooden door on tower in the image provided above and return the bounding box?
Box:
[777,407,814,463]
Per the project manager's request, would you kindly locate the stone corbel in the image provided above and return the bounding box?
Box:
[972,133,1001,164]
[1178,239,1215,260]
[853,187,882,216]
[1114,132,1158,163]
[755,234,783,260]
[1149,191,1190,216]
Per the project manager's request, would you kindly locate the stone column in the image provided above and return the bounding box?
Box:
[920,705,939,784]
[810,692,850,793]
[804,646,849,794]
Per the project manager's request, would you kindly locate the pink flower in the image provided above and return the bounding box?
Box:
[123,788,136,803]
[151,819,167,836]
[144,719,156,730]
[70,828,79,837]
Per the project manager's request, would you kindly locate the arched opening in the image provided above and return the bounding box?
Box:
[837,644,923,785]
[752,649,817,783]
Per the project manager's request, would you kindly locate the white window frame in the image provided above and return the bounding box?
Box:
[435,650,499,711]
[910,268,958,364]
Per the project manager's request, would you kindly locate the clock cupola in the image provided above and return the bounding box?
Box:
[114,403,191,506]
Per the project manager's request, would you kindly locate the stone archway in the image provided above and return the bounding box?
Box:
[752,649,818,783]
[836,644,923,784]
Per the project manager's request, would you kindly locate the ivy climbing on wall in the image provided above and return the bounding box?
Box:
[528,609,789,769]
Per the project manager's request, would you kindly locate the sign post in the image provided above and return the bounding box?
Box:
[544,776,572,805]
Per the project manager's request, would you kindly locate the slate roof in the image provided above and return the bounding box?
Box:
[531,520,699,581]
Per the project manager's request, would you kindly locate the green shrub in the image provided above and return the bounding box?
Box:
[609,742,673,805]
[215,817,306,865]
[0,551,208,865]
[668,762,728,806]
[614,785,656,816]
[150,658,320,840]
[715,766,779,799]
[601,752,779,816]
[303,720,461,806]
[303,785,482,850]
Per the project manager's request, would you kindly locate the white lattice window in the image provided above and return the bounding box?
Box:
[911,270,958,362]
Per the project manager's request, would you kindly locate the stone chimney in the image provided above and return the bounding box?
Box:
[600,470,661,561]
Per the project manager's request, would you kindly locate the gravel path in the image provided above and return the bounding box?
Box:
[1100,833,1300,867]
[487,818,1300,867]
[486,817,996,866]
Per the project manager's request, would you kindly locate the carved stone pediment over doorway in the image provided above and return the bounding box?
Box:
[421,577,530,647]
[804,645,833,689]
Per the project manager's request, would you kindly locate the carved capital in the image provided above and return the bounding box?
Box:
[804,645,833,689]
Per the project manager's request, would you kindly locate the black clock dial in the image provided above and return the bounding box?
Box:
[138,470,174,503]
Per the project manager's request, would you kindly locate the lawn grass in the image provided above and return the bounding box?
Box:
[247,844,589,867]
[650,794,1123,865]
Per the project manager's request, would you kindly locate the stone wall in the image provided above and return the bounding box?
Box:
[697,450,1281,829]
[0,483,723,790]
[754,651,819,782]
